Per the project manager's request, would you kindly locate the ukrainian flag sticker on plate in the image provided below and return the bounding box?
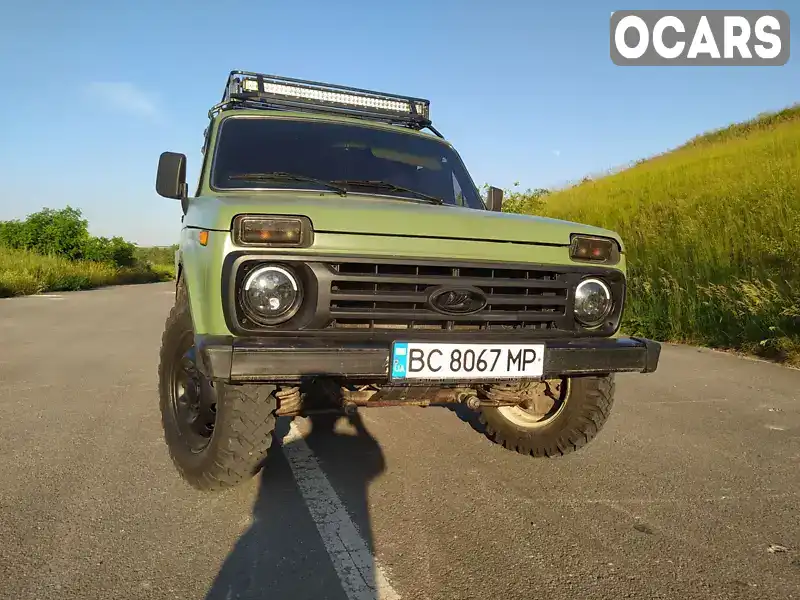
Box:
[391,342,409,378]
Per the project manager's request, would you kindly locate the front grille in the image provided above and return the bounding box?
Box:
[325,260,571,332]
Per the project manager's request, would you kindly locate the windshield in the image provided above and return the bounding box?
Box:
[210,116,486,209]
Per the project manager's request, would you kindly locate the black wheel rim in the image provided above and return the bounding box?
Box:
[168,332,217,453]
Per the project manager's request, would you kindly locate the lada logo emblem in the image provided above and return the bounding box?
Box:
[427,286,488,316]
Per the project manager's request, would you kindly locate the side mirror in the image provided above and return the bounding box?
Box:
[156,152,187,200]
[487,186,503,212]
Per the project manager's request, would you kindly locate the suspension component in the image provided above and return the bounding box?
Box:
[275,385,302,416]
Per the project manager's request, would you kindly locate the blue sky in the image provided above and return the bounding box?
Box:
[0,0,797,246]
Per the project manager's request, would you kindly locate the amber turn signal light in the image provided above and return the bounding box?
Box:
[232,215,313,247]
[569,235,619,264]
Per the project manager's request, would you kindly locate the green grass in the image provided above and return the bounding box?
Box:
[536,105,800,365]
[0,247,175,298]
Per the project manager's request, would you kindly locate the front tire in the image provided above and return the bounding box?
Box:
[157,280,279,492]
[476,375,616,457]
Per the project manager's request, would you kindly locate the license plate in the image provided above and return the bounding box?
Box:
[390,342,545,381]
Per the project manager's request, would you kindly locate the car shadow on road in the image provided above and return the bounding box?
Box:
[205,411,386,600]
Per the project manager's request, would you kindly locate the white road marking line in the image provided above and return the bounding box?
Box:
[282,420,401,600]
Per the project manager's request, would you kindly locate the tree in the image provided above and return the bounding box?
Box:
[23,206,91,259]
[0,206,137,267]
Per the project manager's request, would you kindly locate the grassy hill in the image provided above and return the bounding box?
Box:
[536,104,800,365]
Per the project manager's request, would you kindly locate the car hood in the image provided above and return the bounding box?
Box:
[186,192,623,249]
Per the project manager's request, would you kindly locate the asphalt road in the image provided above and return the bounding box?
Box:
[1,282,798,600]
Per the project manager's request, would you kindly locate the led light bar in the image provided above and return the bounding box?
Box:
[221,70,431,123]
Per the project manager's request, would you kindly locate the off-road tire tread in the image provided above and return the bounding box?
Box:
[158,278,278,492]
[469,375,615,458]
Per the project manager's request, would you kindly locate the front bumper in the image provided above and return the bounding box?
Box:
[196,335,661,383]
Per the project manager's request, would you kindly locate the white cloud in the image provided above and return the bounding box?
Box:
[85,81,161,120]
[552,149,561,157]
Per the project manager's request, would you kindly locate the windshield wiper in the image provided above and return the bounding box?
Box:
[332,179,444,205]
[228,172,348,196]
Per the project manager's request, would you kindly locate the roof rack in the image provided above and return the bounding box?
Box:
[209,70,440,136]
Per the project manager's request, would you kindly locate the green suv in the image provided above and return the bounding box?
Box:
[155,70,661,492]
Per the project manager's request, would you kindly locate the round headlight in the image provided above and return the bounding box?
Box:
[241,265,302,325]
[574,278,613,327]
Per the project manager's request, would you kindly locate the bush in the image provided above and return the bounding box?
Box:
[1,206,91,260]
[0,206,138,268]
[501,186,551,215]
[134,245,178,268]
[0,220,27,249]
[81,236,137,267]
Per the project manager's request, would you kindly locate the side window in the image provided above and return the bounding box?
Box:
[195,127,211,197]
[451,172,465,207]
